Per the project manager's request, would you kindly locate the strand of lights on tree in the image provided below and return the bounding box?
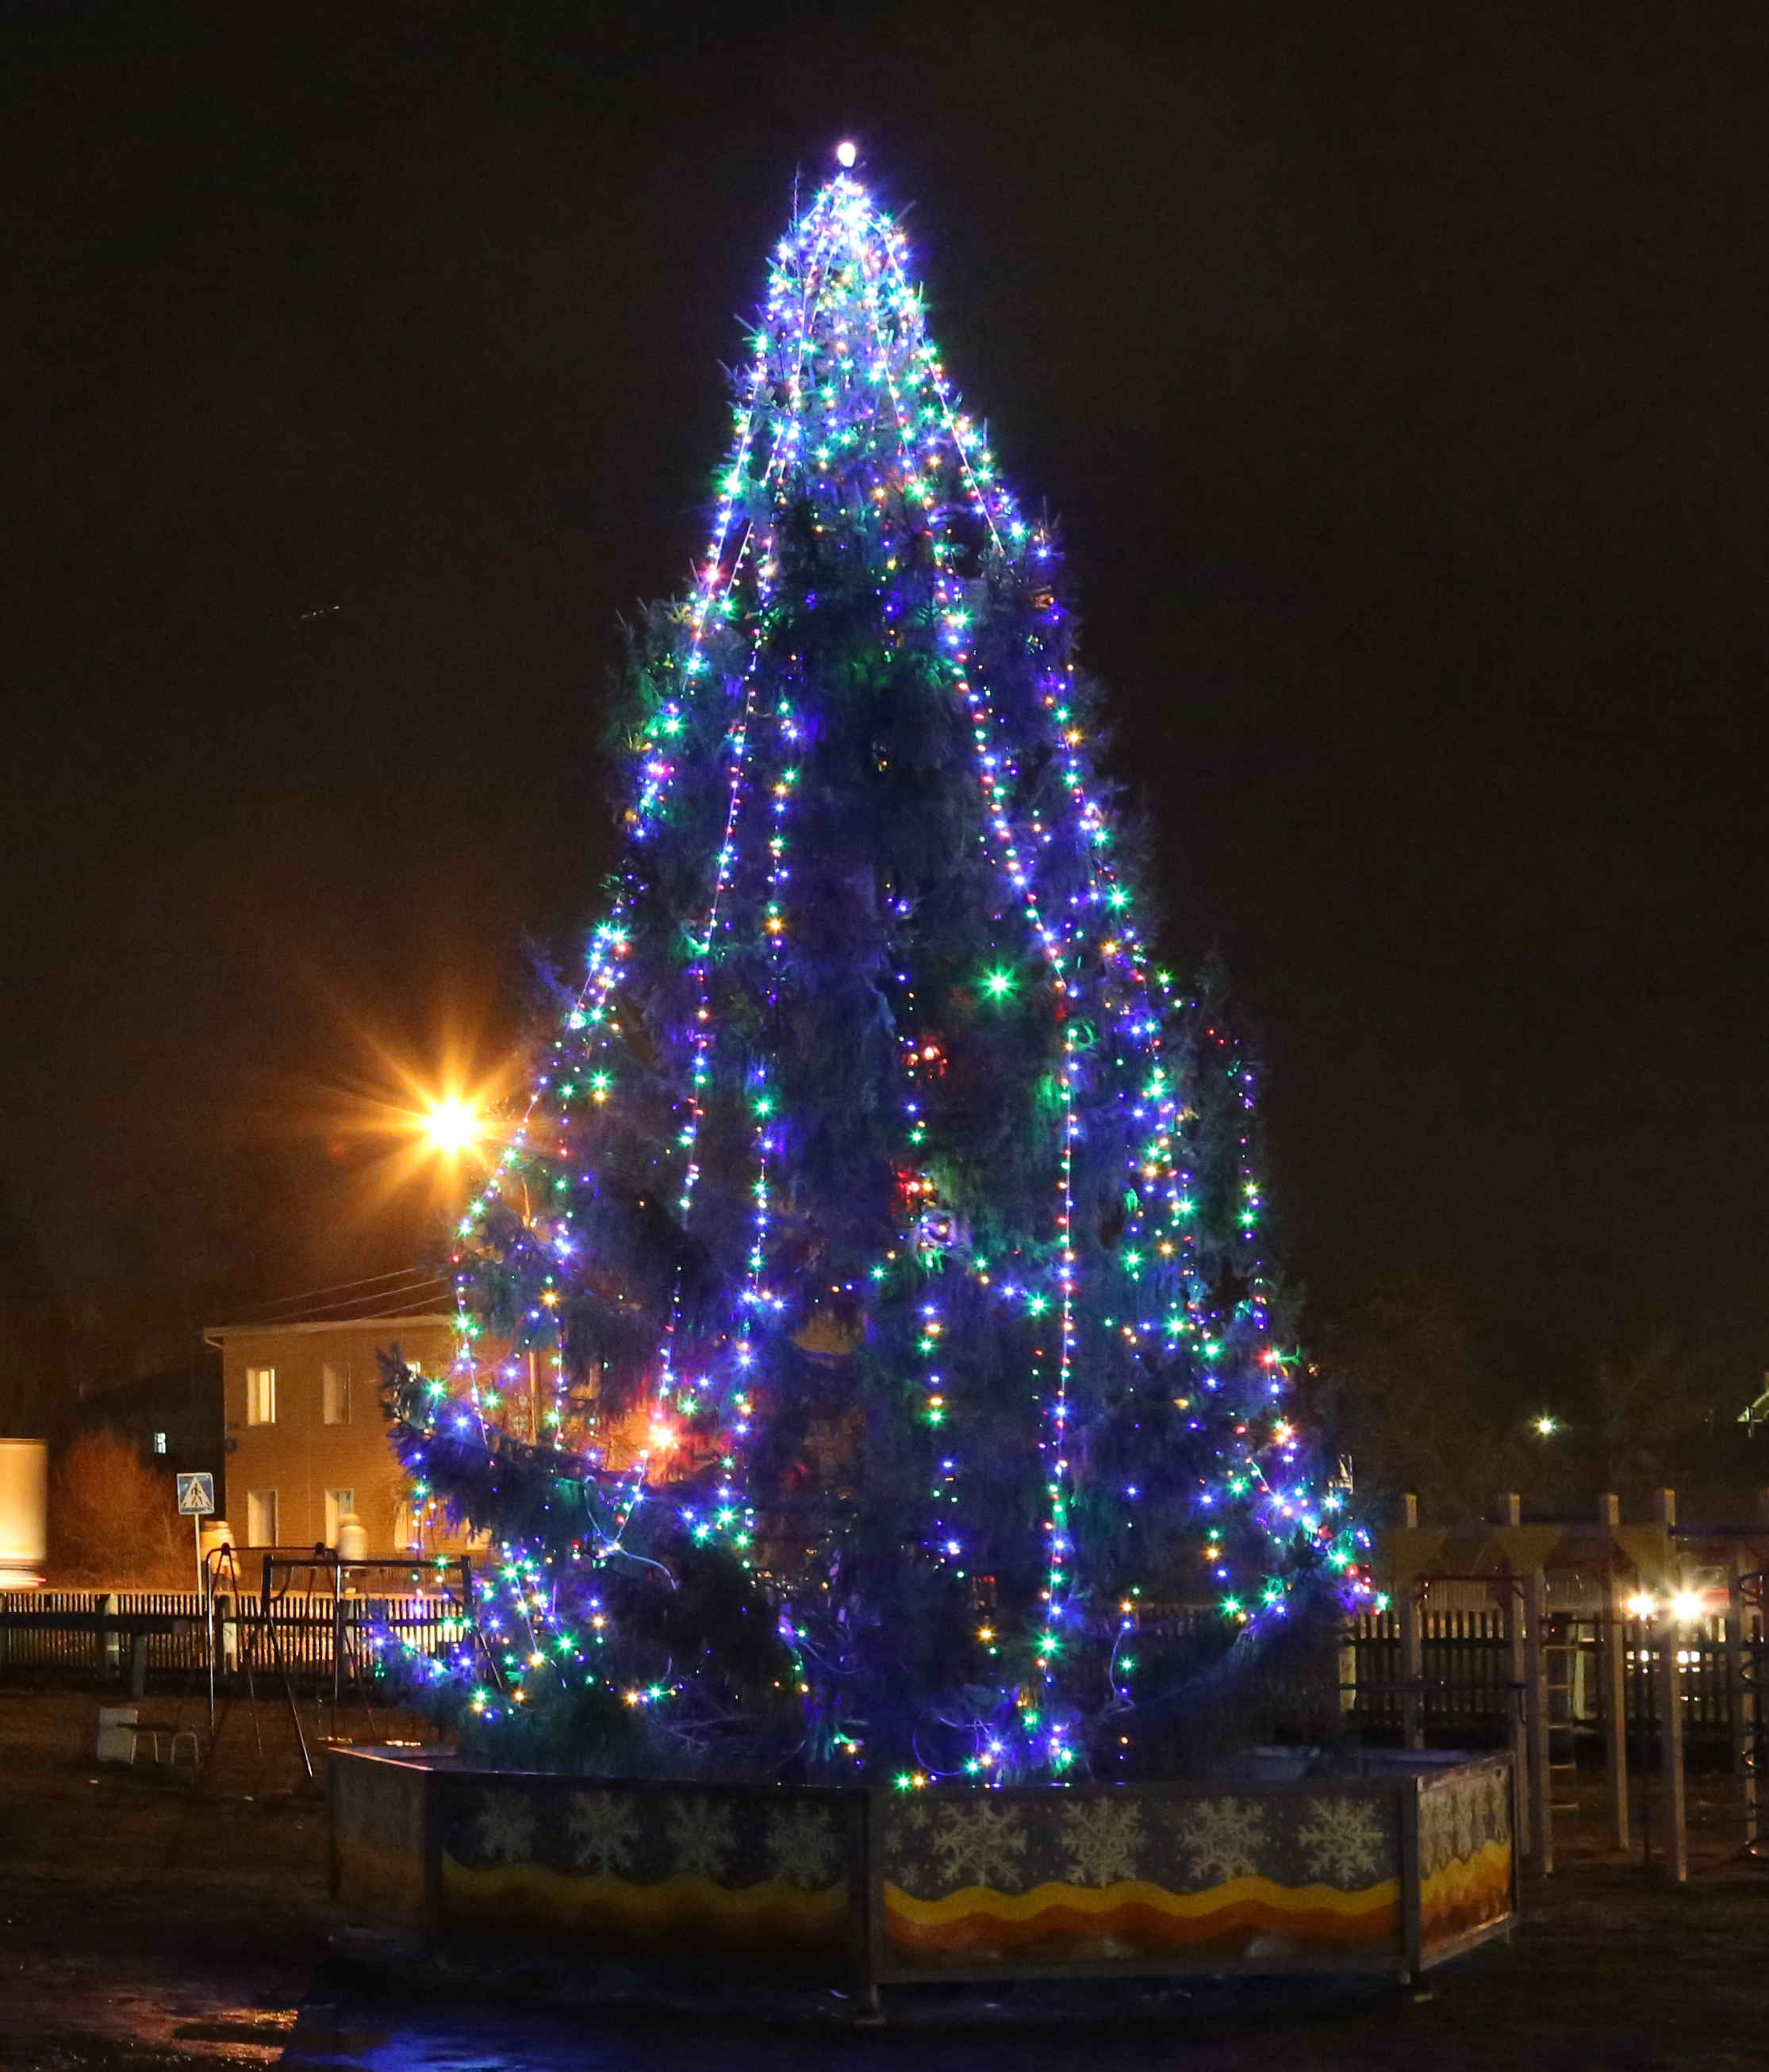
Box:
[378,148,1380,1778]
[395,205,846,1721]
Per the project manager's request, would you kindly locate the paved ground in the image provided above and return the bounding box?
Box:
[1,1686,1766,2070]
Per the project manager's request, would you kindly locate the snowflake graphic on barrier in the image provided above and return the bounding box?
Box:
[1418,1790,1455,1876]
[474,1790,535,1867]
[666,1796,735,1878]
[1174,1798,1268,1883]
[1061,1798,1145,1886]
[567,1789,641,1874]
[1451,1778,1480,1862]
[766,1804,843,1889]
[1484,1768,1512,1844]
[1298,1798,1386,1886]
[927,1801,1027,1888]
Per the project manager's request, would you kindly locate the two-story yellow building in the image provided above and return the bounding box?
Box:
[205,1312,456,1551]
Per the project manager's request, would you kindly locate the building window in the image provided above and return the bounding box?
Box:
[152,1431,167,1456]
[247,1490,278,1545]
[321,1361,351,1425]
[324,1488,355,1548]
[393,1500,416,1551]
[245,1366,276,1425]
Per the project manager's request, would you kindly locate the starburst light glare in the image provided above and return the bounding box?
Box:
[423,1098,483,1155]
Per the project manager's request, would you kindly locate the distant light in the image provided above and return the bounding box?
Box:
[423,1099,482,1155]
[836,140,858,168]
[1626,1592,1658,1621]
[1532,1412,1560,1437]
[1671,1590,1703,1623]
[983,966,1016,1000]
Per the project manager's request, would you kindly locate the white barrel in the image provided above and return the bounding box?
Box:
[95,1704,139,1763]
[336,1512,369,1564]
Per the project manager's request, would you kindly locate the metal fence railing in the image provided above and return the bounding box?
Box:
[0,1593,1752,1746]
[1347,1607,1518,1733]
[0,1588,462,1682]
[1344,1608,1744,1740]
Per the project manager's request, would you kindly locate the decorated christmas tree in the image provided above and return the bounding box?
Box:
[384,151,1376,1784]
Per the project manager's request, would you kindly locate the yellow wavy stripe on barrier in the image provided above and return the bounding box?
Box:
[884,1874,1399,1928]
[337,1836,420,1874]
[337,1839,424,1906]
[442,1855,846,1934]
[1421,1840,1511,1911]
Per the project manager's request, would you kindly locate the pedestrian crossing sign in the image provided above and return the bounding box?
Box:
[175,1472,215,1516]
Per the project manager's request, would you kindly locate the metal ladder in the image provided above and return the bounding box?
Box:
[1543,1613,1587,1836]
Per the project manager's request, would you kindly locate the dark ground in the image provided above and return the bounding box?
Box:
[0,1688,1764,2070]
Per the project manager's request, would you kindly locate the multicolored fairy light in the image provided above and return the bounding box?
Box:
[384,148,1376,1782]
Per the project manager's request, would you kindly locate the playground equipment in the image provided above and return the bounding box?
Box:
[1368,1487,1769,1879]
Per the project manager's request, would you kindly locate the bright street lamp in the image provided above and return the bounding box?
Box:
[422,1097,483,1155]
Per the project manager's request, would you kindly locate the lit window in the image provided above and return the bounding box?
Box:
[321,1362,351,1425]
[247,1489,278,1545]
[324,1488,355,1548]
[152,1431,167,1456]
[245,1366,276,1425]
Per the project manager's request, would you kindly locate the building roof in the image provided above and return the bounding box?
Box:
[203,1266,454,1338]
[204,1314,455,1338]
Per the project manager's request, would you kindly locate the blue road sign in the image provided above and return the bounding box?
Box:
[175,1472,216,1516]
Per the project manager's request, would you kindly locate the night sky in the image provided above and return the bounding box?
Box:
[3,8,1765,1414]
